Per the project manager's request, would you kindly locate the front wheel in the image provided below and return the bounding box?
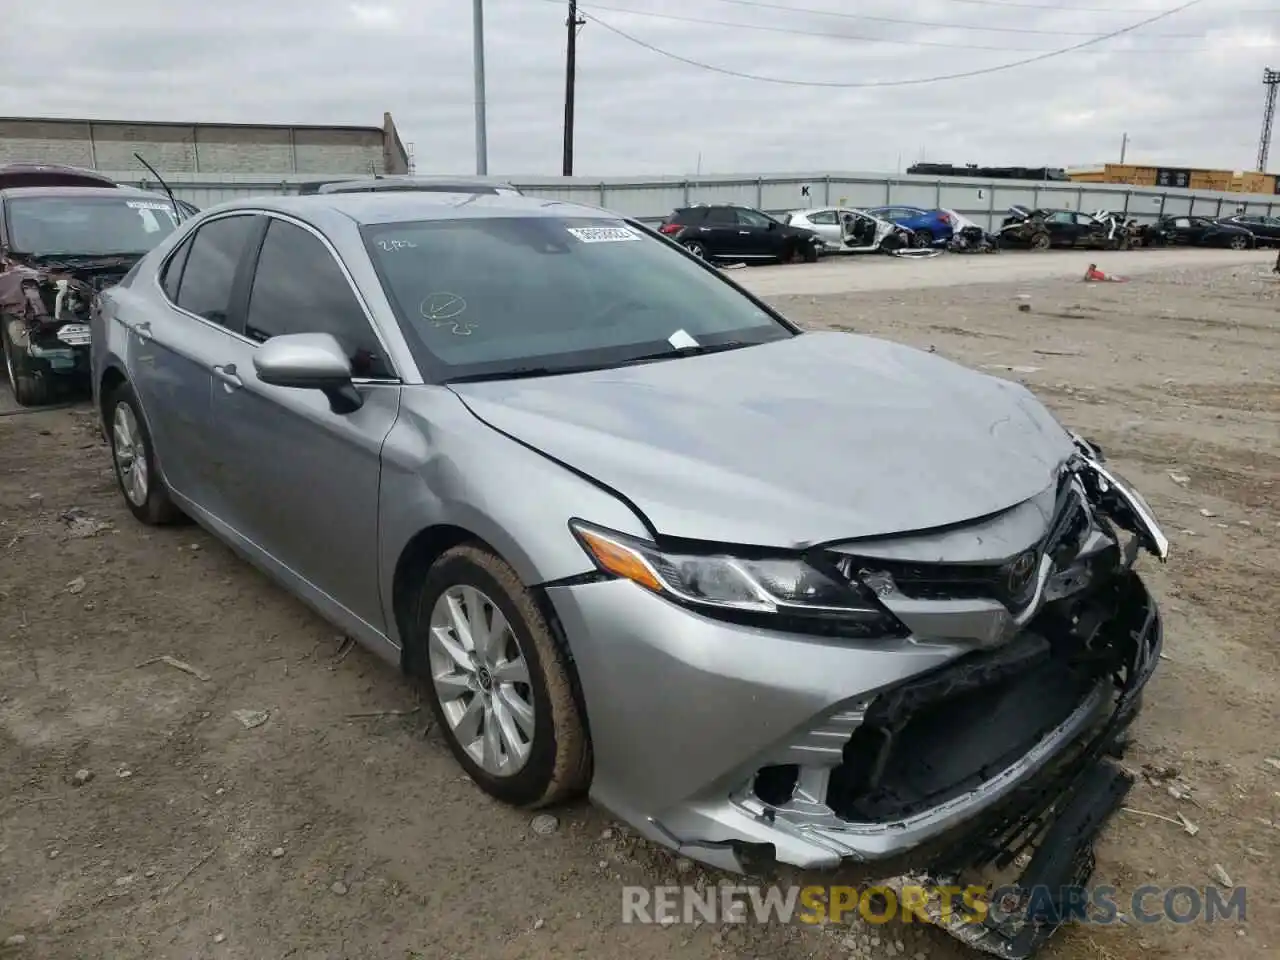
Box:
[2,317,52,407]
[412,544,592,809]
[1029,231,1052,252]
[106,382,186,525]
[1228,234,1249,251]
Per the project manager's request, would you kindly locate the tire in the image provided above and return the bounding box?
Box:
[106,381,186,525]
[1029,231,1052,252]
[412,544,591,809]
[682,240,709,260]
[2,316,52,407]
[1228,234,1249,251]
[802,242,819,263]
[911,228,934,249]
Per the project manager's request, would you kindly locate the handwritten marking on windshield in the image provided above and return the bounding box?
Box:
[420,293,475,336]
[378,239,418,251]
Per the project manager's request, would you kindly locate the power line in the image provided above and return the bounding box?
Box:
[567,0,1273,52]
[693,0,1220,38]
[580,0,1207,87]
[900,0,1277,10]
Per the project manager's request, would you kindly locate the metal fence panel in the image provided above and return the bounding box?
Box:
[96,168,1278,231]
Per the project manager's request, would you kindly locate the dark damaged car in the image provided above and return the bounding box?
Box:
[998,207,1114,252]
[1,181,182,405]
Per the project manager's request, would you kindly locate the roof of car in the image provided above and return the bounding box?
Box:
[315,174,521,194]
[0,185,153,199]
[208,192,617,227]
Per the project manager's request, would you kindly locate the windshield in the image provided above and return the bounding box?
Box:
[6,195,180,257]
[362,216,793,380]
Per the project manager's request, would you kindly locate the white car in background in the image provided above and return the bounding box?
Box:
[784,206,913,254]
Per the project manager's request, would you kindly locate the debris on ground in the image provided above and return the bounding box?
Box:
[61,507,112,539]
[232,709,269,730]
[1211,863,1234,887]
[137,654,212,682]
[66,575,86,595]
[331,881,349,896]
[530,814,559,836]
[71,768,94,786]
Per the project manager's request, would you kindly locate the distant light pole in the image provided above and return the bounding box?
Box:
[472,0,489,175]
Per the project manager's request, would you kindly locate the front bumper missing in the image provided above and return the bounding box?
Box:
[878,579,1161,958]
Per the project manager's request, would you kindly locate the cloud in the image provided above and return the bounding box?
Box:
[0,0,1276,176]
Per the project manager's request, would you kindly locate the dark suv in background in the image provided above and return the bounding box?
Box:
[658,203,824,264]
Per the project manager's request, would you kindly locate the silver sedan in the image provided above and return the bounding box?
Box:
[785,206,911,253]
[90,193,1168,937]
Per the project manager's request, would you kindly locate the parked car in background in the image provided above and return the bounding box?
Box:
[1148,215,1255,250]
[1215,213,1280,247]
[91,193,1169,960]
[658,203,824,263]
[784,207,911,254]
[1,178,182,405]
[298,175,525,197]
[865,205,955,247]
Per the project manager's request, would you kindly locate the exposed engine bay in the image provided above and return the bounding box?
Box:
[1,254,137,403]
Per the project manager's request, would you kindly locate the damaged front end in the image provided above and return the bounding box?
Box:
[1,254,134,404]
[723,437,1167,958]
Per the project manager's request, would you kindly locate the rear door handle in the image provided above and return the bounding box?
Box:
[213,363,242,390]
[739,230,750,235]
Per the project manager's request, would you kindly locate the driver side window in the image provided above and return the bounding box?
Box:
[245,218,395,380]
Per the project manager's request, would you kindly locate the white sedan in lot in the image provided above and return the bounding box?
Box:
[784,206,912,255]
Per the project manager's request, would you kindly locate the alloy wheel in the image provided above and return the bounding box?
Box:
[112,402,150,507]
[428,585,536,777]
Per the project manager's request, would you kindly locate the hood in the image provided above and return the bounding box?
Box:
[448,332,1075,548]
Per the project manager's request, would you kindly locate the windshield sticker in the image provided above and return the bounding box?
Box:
[420,293,474,336]
[377,238,418,251]
[566,226,639,244]
[126,200,172,211]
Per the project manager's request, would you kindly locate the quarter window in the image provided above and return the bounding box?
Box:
[175,215,259,329]
[245,219,394,380]
[161,236,193,301]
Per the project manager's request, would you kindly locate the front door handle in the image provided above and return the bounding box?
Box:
[739,230,750,235]
[128,320,152,341]
[213,363,242,390]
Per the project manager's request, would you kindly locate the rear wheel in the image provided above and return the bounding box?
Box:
[802,242,819,263]
[682,240,709,260]
[1228,234,1249,251]
[412,544,591,808]
[2,317,51,407]
[106,382,186,525]
[911,228,934,248]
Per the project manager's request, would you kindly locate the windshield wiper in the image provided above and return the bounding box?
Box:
[444,363,612,384]
[618,340,757,366]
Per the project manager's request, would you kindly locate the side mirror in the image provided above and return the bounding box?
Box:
[253,332,363,414]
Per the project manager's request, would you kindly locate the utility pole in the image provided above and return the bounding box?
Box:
[563,0,585,176]
[1119,132,1128,164]
[1259,68,1279,173]
[472,0,488,175]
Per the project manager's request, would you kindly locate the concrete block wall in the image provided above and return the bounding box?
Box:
[0,118,390,176]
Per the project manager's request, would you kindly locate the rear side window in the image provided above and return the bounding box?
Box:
[671,208,705,224]
[245,218,394,379]
[175,215,258,328]
[706,207,737,224]
[161,237,193,300]
[808,210,837,225]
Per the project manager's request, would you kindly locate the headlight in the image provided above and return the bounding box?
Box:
[569,521,908,638]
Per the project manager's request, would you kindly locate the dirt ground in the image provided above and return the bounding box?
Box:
[2,254,1277,960]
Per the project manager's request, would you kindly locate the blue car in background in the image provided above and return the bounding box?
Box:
[866,205,955,247]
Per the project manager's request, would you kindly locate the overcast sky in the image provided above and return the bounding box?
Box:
[3,0,1277,176]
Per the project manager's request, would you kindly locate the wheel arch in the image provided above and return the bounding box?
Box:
[390,521,595,750]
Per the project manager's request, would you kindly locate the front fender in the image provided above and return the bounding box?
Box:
[376,386,654,646]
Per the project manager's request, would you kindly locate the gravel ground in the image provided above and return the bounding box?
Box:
[1,254,1277,960]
